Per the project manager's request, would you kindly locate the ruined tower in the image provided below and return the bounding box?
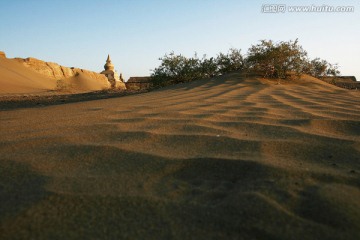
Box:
[100,54,122,87]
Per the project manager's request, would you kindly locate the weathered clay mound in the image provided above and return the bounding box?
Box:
[14,57,126,90]
[0,52,127,94]
[56,73,110,92]
[0,51,6,58]
[0,56,57,94]
[14,57,108,83]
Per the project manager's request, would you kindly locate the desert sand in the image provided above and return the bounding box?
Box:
[0,72,360,239]
[0,57,57,94]
[0,57,110,95]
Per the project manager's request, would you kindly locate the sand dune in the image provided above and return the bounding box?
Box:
[0,57,56,94]
[0,57,110,95]
[57,73,110,92]
[0,73,360,239]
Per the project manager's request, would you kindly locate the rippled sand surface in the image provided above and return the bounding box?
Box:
[1,73,360,239]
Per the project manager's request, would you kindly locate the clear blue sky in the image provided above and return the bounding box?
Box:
[1,0,359,81]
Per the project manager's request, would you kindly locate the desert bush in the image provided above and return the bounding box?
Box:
[246,39,341,80]
[200,56,218,78]
[151,39,341,88]
[151,52,200,87]
[246,39,308,79]
[216,48,244,75]
[303,58,339,78]
[151,48,244,88]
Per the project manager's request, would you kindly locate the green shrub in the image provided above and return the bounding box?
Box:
[151,39,341,88]
[246,39,308,79]
[303,58,340,78]
[151,48,244,88]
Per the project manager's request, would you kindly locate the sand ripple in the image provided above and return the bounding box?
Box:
[1,73,360,239]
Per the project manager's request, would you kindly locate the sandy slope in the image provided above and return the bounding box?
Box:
[0,57,56,94]
[0,58,110,94]
[0,73,360,239]
[57,73,110,92]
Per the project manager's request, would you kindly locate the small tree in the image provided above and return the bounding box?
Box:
[309,58,328,78]
[326,63,340,77]
[216,48,244,75]
[150,40,341,88]
[246,39,308,80]
[304,58,340,78]
[151,52,201,87]
[200,56,218,78]
[151,49,244,88]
